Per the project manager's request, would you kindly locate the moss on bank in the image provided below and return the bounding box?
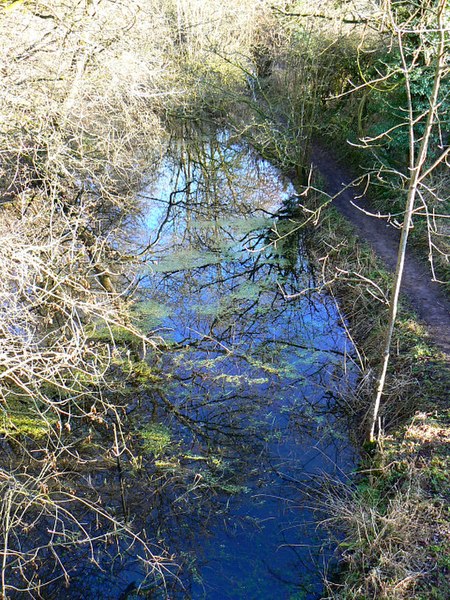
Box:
[0,399,57,440]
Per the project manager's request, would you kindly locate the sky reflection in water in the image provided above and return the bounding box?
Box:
[131,132,357,599]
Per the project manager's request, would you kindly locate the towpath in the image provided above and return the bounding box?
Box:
[311,143,450,356]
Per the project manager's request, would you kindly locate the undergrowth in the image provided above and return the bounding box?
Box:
[305,203,450,599]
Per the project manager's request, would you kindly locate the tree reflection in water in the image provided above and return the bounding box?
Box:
[124,127,358,599]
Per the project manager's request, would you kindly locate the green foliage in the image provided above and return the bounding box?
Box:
[361,58,449,167]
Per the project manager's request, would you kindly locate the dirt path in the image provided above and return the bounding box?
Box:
[311,142,450,356]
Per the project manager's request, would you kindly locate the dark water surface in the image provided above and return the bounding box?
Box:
[36,131,357,600]
[123,130,358,599]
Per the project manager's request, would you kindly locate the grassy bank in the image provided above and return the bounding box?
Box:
[303,204,450,599]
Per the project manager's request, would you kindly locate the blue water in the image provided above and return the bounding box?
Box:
[129,131,357,599]
[4,131,359,600]
[45,132,356,599]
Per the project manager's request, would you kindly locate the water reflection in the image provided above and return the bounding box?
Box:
[131,128,357,598]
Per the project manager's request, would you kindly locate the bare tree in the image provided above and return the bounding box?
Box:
[368,0,449,442]
[0,0,173,593]
[0,0,277,593]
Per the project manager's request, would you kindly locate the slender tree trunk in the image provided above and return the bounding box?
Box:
[368,0,446,442]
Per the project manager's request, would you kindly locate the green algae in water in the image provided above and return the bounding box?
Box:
[133,300,172,327]
[229,281,264,301]
[86,323,137,344]
[154,249,223,273]
[199,472,250,495]
[138,423,172,457]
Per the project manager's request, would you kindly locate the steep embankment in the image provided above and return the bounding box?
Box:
[312,142,450,357]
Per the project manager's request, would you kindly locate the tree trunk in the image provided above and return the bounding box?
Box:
[368,0,446,442]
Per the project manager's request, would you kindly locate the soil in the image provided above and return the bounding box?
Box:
[311,142,450,357]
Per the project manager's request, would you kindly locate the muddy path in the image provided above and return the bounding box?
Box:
[311,142,450,356]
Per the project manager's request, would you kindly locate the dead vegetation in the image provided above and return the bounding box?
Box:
[320,406,450,600]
